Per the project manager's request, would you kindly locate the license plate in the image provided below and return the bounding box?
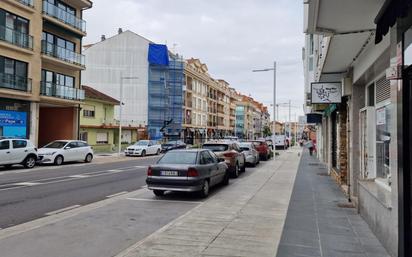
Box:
[161,171,178,176]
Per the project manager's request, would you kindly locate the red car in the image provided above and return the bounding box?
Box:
[250,140,271,161]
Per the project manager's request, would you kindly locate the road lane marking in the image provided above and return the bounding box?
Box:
[135,166,147,168]
[106,191,128,198]
[107,169,122,172]
[68,175,90,178]
[45,205,81,216]
[14,182,42,186]
[126,198,202,204]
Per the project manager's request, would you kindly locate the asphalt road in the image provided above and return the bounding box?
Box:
[0,155,162,229]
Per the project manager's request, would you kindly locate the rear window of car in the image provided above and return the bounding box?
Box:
[202,144,229,152]
[158,151,198,165]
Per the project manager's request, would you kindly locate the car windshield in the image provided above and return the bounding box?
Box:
[158,151,197,164]
[43,141,67,149]
[134,141,149,146]
[163,141,177,146]
[239,143,252,149]
[202,144,229,152]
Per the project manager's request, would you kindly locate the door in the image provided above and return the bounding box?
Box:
[64,142,78,161]
[359,107,376,179]
[200,151,219,186]
[11,139,28,163]
[0,140,12,165]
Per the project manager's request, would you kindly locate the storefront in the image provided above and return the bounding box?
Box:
[0,98,30,139]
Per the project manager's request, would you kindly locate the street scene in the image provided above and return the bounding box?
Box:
[0,0,411,256]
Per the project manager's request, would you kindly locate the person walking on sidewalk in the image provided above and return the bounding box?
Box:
[305,139,314,156]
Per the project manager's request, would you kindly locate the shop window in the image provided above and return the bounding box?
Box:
[96,132,108,144]
[376,104,392,186]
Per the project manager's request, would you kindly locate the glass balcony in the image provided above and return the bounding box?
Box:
[41,40,85,67]
[17,0,34,7]
[0,73,31,92]
[42,1,86,33]
[0,25,33,50]
[41,82,85,101]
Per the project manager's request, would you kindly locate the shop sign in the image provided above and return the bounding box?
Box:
[377,107,386,125]
[311,82,342,104]
[0,110,28,138]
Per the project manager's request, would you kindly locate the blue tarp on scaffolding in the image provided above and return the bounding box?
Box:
[148,44,169,66]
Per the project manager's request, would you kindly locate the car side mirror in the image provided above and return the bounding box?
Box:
[65,146,71,150]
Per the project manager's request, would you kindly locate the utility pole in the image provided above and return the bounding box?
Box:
[288,99,291,145]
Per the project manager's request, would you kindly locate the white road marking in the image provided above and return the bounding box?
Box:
[135,166,147,168]
[106,191,129,198]
[45,205,81,216]
[126,198,201,204]
[107,169,122,172]
[14,182,42,186]
[68,175,90,178]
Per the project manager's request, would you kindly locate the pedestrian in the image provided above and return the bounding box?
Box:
[305,139,314,156]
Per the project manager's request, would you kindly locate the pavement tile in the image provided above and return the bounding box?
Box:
[276,244,321,257]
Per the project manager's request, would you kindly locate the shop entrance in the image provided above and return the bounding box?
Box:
[38,105,77,147]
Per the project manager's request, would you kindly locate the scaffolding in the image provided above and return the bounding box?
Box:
[148,54,184,141]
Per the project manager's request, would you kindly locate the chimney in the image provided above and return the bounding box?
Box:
[118,28,123,34]
[101,35,106,41]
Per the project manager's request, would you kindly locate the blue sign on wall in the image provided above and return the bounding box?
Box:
[0,110,28,138]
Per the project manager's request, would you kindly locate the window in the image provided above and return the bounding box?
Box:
[0,140,10,150]
[12,140,27,148]
[67,142,78,148]
[367,84,375,107]
[96,132,108,144]
[42,31,76,57]
[376,104,392,185]
[41,70,75,87]
[83,109,95,118]
[80,132,88,142]
[0,56,28,78]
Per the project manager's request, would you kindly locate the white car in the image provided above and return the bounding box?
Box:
[0,138,37,169]
[38,140,94,165]
[125,140,161,157]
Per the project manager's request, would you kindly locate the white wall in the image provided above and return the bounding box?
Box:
[82,31,150,126]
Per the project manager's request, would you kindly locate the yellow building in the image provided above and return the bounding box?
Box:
[0,0,92,146]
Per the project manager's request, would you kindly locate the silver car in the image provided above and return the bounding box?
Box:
[146,149,229,198]
[239,142,259,167]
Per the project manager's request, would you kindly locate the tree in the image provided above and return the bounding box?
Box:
[262,126,272,137]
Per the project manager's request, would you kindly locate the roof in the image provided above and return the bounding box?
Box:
[82,86,120,105]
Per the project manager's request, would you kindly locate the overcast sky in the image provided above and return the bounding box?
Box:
[84,0,304,122]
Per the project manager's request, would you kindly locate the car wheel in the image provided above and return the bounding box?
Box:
[153,190,165,196]
[23,156,36,169]
[241,161,246,172]
[252,158,257,167]
[198,180,210,198]
[141,150,146,157]
[231,163,239,178]
[156,149,160,155]
[222,172,230,186]
[54,155,64,166]
[85,153,93,163]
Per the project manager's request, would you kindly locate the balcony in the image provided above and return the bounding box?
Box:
[17,0,34,7]
[0,73,31,92]
[0,26,33,50]
[41,40,85,68]
[41,82,84,101]
[42,1,86,34]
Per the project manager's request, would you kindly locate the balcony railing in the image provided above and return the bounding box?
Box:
[0,26,33,50]
[41,82,84,100]
[0,73,31,92]
[17,0,34,7]
[42,1,86,33]
[41,40,85,67]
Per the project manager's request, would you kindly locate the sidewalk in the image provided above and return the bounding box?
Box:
[116,148,302,257]
[276,151,390,257]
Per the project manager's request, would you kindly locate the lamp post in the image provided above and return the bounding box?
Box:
[253,61,276,159]
[118,74,139,156]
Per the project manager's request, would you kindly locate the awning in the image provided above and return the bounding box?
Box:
[375,0,412,44]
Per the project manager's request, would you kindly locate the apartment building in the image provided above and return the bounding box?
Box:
[235,94,267,140]
[0,0,91,146]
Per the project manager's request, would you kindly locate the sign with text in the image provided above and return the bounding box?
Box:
[311,82,342,104]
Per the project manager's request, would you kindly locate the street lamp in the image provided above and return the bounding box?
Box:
[253,61,276,159]
[118,74,139,156]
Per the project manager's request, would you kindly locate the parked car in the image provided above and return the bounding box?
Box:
[146,149,229,198]
[202,140,246,178]
[274,135,288,150]
[161,140,186,153]
[265,139,274,150]
[0,139,37,169]
[250,140,271,161]
[239,142,259,167]
[125,140,162,157]
[38,140,93,165]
